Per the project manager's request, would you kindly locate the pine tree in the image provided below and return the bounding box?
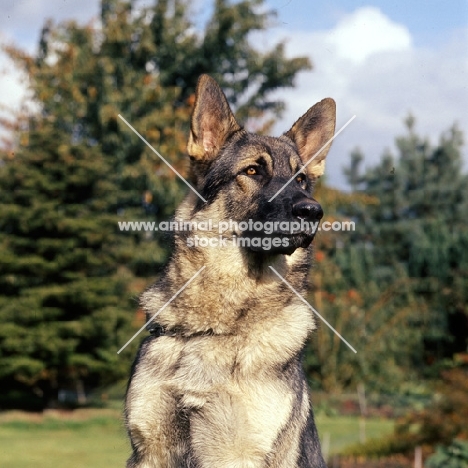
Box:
[0,87,134,409]
[341,117,468,383]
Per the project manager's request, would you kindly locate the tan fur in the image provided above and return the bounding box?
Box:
[125,75,336,468]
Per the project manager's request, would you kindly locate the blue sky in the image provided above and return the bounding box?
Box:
[1,0,467,187]
[1,0,466,49]
[267,0,468,46]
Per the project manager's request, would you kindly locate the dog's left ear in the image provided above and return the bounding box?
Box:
[187,74,241,162]
[285,98,336,179]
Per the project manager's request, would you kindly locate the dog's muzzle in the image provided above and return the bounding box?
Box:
[241,199,323,255]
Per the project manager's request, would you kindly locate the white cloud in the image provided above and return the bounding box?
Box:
[0,47,28,110]
[326,7,412,64]
[0,38,30,144]
[268,7,468,188]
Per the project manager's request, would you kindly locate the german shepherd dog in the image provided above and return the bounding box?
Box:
[125,75,336,467]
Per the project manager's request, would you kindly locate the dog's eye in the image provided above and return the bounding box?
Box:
[296,173,307,187]
[245,166,258,176]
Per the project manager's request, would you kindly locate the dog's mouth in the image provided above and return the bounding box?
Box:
[240,230,316,255]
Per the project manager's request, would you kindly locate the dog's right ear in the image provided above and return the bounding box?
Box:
[187,75,241,162]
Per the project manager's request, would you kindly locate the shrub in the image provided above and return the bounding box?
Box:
[425,439,468,468]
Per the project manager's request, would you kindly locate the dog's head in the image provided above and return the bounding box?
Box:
[183,74,336,255]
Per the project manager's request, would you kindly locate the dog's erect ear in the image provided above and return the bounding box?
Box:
[285,98,336,179]
[187,75,241,161]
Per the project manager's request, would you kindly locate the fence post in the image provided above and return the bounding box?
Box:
[415,446,422,468]
[332,454,339,468]
[322,432,331,463]
[357,383,367,443]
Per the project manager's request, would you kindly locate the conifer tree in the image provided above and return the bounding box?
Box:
[342,118,468,381]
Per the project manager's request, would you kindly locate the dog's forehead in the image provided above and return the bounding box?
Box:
[230,133,300,164]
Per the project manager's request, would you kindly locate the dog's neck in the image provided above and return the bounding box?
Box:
[140,237,312,336]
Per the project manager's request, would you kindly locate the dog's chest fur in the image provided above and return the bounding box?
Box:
[126,301,313,467]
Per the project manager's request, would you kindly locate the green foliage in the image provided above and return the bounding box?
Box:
[342,119,468,367]
[312,118,468,393]
[146,0,311,123]
[0,106,135,408]
[425,439,468,468]
[0,0,310,408]
[305,184,426,393]
[395,367,468,446]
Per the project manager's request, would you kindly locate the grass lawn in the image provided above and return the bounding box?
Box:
[0,409,129,468]
[315,415,394,455]
[0,409,394,467]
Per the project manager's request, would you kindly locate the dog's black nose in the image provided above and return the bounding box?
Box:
[292,200,323,221]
